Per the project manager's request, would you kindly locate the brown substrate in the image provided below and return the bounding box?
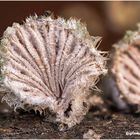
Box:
[0,109,140,139]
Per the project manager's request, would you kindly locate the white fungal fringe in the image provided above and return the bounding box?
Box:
[0,14,107,128]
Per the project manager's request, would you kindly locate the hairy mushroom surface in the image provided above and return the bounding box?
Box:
[0,14,107,128]
[110,26,140,112]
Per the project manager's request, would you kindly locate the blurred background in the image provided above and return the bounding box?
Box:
[1,1,140,51]
[1,1,140,113]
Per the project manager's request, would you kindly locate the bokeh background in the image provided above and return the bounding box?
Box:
[1,1,140,113]
[1,1,140,51]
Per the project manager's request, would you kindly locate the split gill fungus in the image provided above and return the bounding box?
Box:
[0,14,107,128]
[110,25,140,112]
